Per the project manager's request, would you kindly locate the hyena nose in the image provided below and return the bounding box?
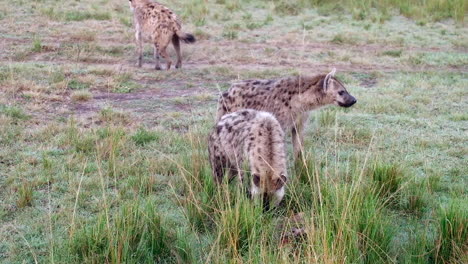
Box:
[346,97,357,107]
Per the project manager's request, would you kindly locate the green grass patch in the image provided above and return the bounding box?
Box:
[381,49,403,57]
[64,200,186,263]
[434,200,468,263]
[68,79,91,90]
[0,104,29,120]
[64,10,111,21]
[131,128,159,146]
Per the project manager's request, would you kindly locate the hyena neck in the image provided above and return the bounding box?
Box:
[293,75,327,112]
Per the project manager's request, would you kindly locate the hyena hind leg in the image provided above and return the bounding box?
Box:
[135,31,143,67]
[153,44,161,70]
[172,35,182,69]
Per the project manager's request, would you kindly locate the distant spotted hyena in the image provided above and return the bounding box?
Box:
[129,0,196,70]
[208,109,287,208]
[216,69,357,158]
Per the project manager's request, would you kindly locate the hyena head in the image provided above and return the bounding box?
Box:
[322,68,357,108]
[251,171,287,208]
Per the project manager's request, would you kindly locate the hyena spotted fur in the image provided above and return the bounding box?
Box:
[216,69,357,158]
[128,0,196,70]
[208,109,287,209]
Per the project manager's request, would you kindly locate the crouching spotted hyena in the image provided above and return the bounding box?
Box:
[128,0,196,70]
[216,68,357,158]
[208,109,287,209]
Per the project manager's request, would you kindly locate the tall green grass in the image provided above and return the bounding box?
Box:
[434,200,468,263]
[174,132,401,262]
[63,200,188,263]
[15,120,466,263]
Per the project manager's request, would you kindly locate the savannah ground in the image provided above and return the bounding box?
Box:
[0,0,467,263]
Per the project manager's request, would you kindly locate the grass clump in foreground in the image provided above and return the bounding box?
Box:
[64,199,191,263]
[434,200,468,263]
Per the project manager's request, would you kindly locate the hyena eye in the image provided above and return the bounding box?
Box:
[338,91,345,96]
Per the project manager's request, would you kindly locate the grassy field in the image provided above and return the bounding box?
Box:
[0,0,467,263]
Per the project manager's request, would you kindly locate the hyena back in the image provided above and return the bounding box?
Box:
[208,109,287,208]
[216,69,357,158]
[129,0,196,70]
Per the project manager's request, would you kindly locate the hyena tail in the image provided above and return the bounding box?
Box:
[175,30,196,44]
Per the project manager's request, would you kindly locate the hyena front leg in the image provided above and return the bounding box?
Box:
[135,31,143,67]
[292,114,307,160]
[228,165,244,184]
[153,44,161,70]
[211,155,228,184]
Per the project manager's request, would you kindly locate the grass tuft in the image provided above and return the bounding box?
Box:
[434,200,468,263]
[131,128,159,146]
[31,39,42,53]
[0,104,29,120]
[17,181,34,208]
[66,200,178,263]
[71,90,92,102]
[68,79,90,90]
[381,50,403,57]
[370,162,403,200]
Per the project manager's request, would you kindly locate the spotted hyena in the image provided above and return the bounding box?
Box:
[128,0,196,70]
[216,69,357,158]
[208,109,287,209]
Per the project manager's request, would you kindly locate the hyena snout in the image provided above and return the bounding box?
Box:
[337,93,357,108]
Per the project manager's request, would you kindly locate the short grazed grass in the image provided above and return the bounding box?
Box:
[0,0,466,263]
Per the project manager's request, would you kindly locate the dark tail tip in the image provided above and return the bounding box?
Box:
[183,33,196,43]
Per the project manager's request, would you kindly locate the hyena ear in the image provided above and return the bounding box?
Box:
[275,174,287,190]
[323,68,336,91]
[253,173,260,187]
